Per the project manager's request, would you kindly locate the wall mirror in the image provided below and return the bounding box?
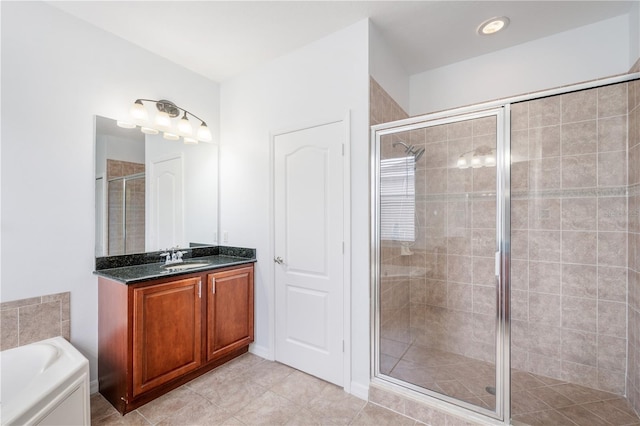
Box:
[94,115,218,257]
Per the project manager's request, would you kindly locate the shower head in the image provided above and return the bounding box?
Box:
[392,141,411,151]
[392,140,424,162]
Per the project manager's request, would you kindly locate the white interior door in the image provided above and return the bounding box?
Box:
[148,155,184,251]
[274,120,345,386]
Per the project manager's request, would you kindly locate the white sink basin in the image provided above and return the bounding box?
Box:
[162,261,212,271]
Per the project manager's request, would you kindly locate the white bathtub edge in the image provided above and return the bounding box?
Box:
[1,336,90,425]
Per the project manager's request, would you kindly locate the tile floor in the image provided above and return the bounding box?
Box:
[92,349,640,425]
[91,352,420,425]
[382,343,640,426]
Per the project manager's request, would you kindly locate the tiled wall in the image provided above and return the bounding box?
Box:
[370,78,408,126]
[376,80,499,367]
[378,129,413,368]
[373,78,634,410]
[628,79,640,413]
[406,118,498,364]
[0,292,70,350]
[510,84,629,394]
[371,78,413,372]
[106,159,145,255]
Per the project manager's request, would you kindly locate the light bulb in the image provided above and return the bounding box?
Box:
[116,121,136,129]
[482,20,504,34]
[457,157,468,169]
[130,100,148,122]
[478,17,510,35]
[177,112,193,136]
[183,137,198,145]
[471,156,482,168]
[163,132,179,141]
[155,110,171,129]
[141,127,159,135]
[197,122,212,142]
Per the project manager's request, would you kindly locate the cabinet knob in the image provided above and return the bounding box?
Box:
[274,256,284,264]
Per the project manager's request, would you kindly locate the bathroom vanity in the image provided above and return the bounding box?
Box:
[95,247,255,414]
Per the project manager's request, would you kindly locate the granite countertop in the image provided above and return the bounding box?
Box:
[94,246,256,285]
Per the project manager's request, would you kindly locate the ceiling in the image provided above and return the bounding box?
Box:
[49,1,635,83]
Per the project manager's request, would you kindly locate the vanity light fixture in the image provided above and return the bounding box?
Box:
[117,99,212,144]
[163,132,180,141]
[140,127,159,135]
[116,120,136,129]
[477,16,510,35]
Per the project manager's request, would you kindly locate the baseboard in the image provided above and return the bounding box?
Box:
[350,380,369,401]
[90,379,99,395]
[249,343,273,361]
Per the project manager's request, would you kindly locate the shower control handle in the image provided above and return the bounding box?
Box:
[274,256,284,264]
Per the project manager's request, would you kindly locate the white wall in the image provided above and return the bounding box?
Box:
[220,19,371,396]
[631,3,640,69]
[1,1,220,380]
[96,131,145,178]
[410,14,632,115]
[369,21,410,113]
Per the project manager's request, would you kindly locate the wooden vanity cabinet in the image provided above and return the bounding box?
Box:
[206,266,254,361]
[132,277,202,397]
[98,263,254,415]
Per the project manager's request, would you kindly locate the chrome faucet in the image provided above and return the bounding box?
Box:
[160,248,187,265]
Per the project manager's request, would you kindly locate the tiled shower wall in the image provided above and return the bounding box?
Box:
[628,79,640,413]
[0,292,71,350]
[373,78,635,400]
[370,78,408,126]
[377,106,500,367]
[106,159,145,255]
[510,84,629,394]
[371,78,413,367]
[407,117,498,363]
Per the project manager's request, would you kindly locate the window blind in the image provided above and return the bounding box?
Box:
[380,156,415,242]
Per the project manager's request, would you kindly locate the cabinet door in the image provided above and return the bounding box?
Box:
[207,266,254,361]
[133,277,202,396]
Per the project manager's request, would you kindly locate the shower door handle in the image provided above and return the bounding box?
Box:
[274,256,284,264]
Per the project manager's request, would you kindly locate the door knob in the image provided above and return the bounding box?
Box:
[274,256,284,264]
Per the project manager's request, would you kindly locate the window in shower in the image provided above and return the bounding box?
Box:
[380,156,416,242]
[373,108,507,420]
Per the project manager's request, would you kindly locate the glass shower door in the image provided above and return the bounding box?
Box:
[107,173,146,255]
[374,108,508,420]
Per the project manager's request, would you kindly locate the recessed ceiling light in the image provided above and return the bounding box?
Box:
[477,16,510,35]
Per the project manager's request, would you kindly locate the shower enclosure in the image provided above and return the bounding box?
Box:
[107,172,145,255]
[371,75,640,424]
